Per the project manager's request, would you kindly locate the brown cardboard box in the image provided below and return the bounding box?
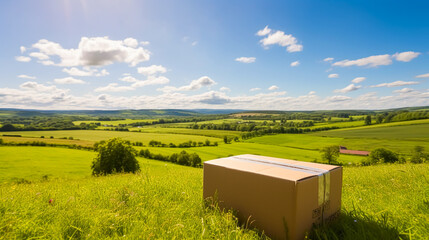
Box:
[203,154,342,240]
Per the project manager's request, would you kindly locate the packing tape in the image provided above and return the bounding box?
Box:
[318,172,330,206]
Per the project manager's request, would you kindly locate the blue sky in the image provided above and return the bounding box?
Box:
[0,0,428,110]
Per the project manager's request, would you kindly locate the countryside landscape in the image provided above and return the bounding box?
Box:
[1,1,429,239]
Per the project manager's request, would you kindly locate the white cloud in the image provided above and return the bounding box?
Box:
[393,51,420,62]
[120,76,139,83]
[20,46,26,54]
[290,61,300,67]
[334,84,361,93]
[328,73,339,78]
[333,51,420,68]
[131,76,170,88]
[15,56,31,62]
[17,75,36,79]
[257,25,272,36]
[268,85,279,91]
[371,80,419,88]
[258,28,303,52]
[394,88,414,93]
[158,76,216,92]
[29,52,50,60]
[323,57,334,62]
[308,91,316,95]
[333,54,392,68]
[235,57,256,63]
[191,41,198,46]
[220,87,230,92]
[31,37,150,67]
[140,41,150,46]
[54,77,86,85]
[94,83,134,92]
[415,73,429,78]
[250,88,261,92]
[351,77,366,83]
[20,81,63,92]
[41,60,55,66]
[62,67,109,77]
[137,65,167,76]
[328,95,352,102]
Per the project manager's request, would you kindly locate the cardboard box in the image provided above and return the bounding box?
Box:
[203,154,342,240]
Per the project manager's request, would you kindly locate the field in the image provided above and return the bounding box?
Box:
[73,119,157,126]
[0,146,427,239]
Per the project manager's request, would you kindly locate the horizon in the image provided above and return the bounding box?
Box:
[1,0,428,110]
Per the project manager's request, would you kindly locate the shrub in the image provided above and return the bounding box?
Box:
[0,138,3,145]
[91,138,140,175]
[369,148,398,164]
[411,146,428,164]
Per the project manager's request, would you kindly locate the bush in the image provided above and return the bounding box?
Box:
[369,148,398,164]
[91,138,140,175]
[411,146,428,164]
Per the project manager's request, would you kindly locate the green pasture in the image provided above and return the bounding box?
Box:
[245,134,343,150]
[0,146,427,239]
[73,119,157,126]
[131,127,241,138]
[310,120,366,129]
[0,130,220,145]
[0,136,94,147]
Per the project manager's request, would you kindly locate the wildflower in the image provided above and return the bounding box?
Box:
[354,219,358,223]
[49,199,54,204]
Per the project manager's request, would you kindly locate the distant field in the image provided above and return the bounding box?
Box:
[245,134,343,150]
[310,120,366,129]
[73,119,157,126]
[0,136,94,147]
[131,127,241,138]
[0,130,220,145]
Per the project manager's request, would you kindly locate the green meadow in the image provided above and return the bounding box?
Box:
[73,119,157,126]
[0,146,427,239]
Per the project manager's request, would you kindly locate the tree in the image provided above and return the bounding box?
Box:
[223,136,228,144]
[91,138,139,175]
[375,115,384,124]
[369,148,398,164]
[411,146,428,164]
[320,145,340,164]
[364,115,372,125]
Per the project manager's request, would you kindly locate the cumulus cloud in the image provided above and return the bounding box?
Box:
[371,80,419,88]
[137,65,167,76]
[220,87,230,92]
[131,76,170,88]
[194,91,231,105]
[256,25,271,36]
[235,57,256,63]
[54,77,86,85]
[257,27,303,52]
[323,57,334,62]
[333,51,420,68]
[415,73,429,78]
[393,51,420,62]
[250,88,261,92]
[15,56,31,62]
[30,37,150,67]
[20,81,63,92]
[17,75,36,79]
[158,76,216,92]
[351,77,366,83]
[29,52,49,60]
[334,84,361,93]
[268,85,279,91]
[393,88,414,93]
[328,73,339,78]
[328,95,352,102]
[94,83,134,92]
[140,41,150,46]
[290,61,300,67]
[120,76,139,83]
[308,91,316,95]
[62,67,109,77]
[20,46,26,54]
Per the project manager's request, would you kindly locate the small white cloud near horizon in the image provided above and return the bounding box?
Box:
[371,80,419,88]
[290,61,300,67]
[268,85,279,91]
[137,65,167,76]
[132,76,170,88]
[235,57,256,63]
[334,84,361,93]
[220,87,230,92]
[29,52,50,60]
[250,88,261,92]
[17,74,36,79]
[54,77,86,85]
[15,56,31,62]
[415,73,429,78]
[333,51,420,68]
[120,76,139,83]
[328,73,339,78]
[257,27,303,53]
[323,57,334,62]
[351,77,366,83]
[308,91,316,95]
[94,83,134,92]
[62,67,109,77]
[393,88,414,93]
[158,76,216,92]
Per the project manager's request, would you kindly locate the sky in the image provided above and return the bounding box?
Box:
[0,0,428,110]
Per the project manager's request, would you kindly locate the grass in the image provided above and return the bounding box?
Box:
[73,119,157,126]
[131,127,242,138]
[0,130,220,145]
[0,136,94,147]
[0,146,427,239]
